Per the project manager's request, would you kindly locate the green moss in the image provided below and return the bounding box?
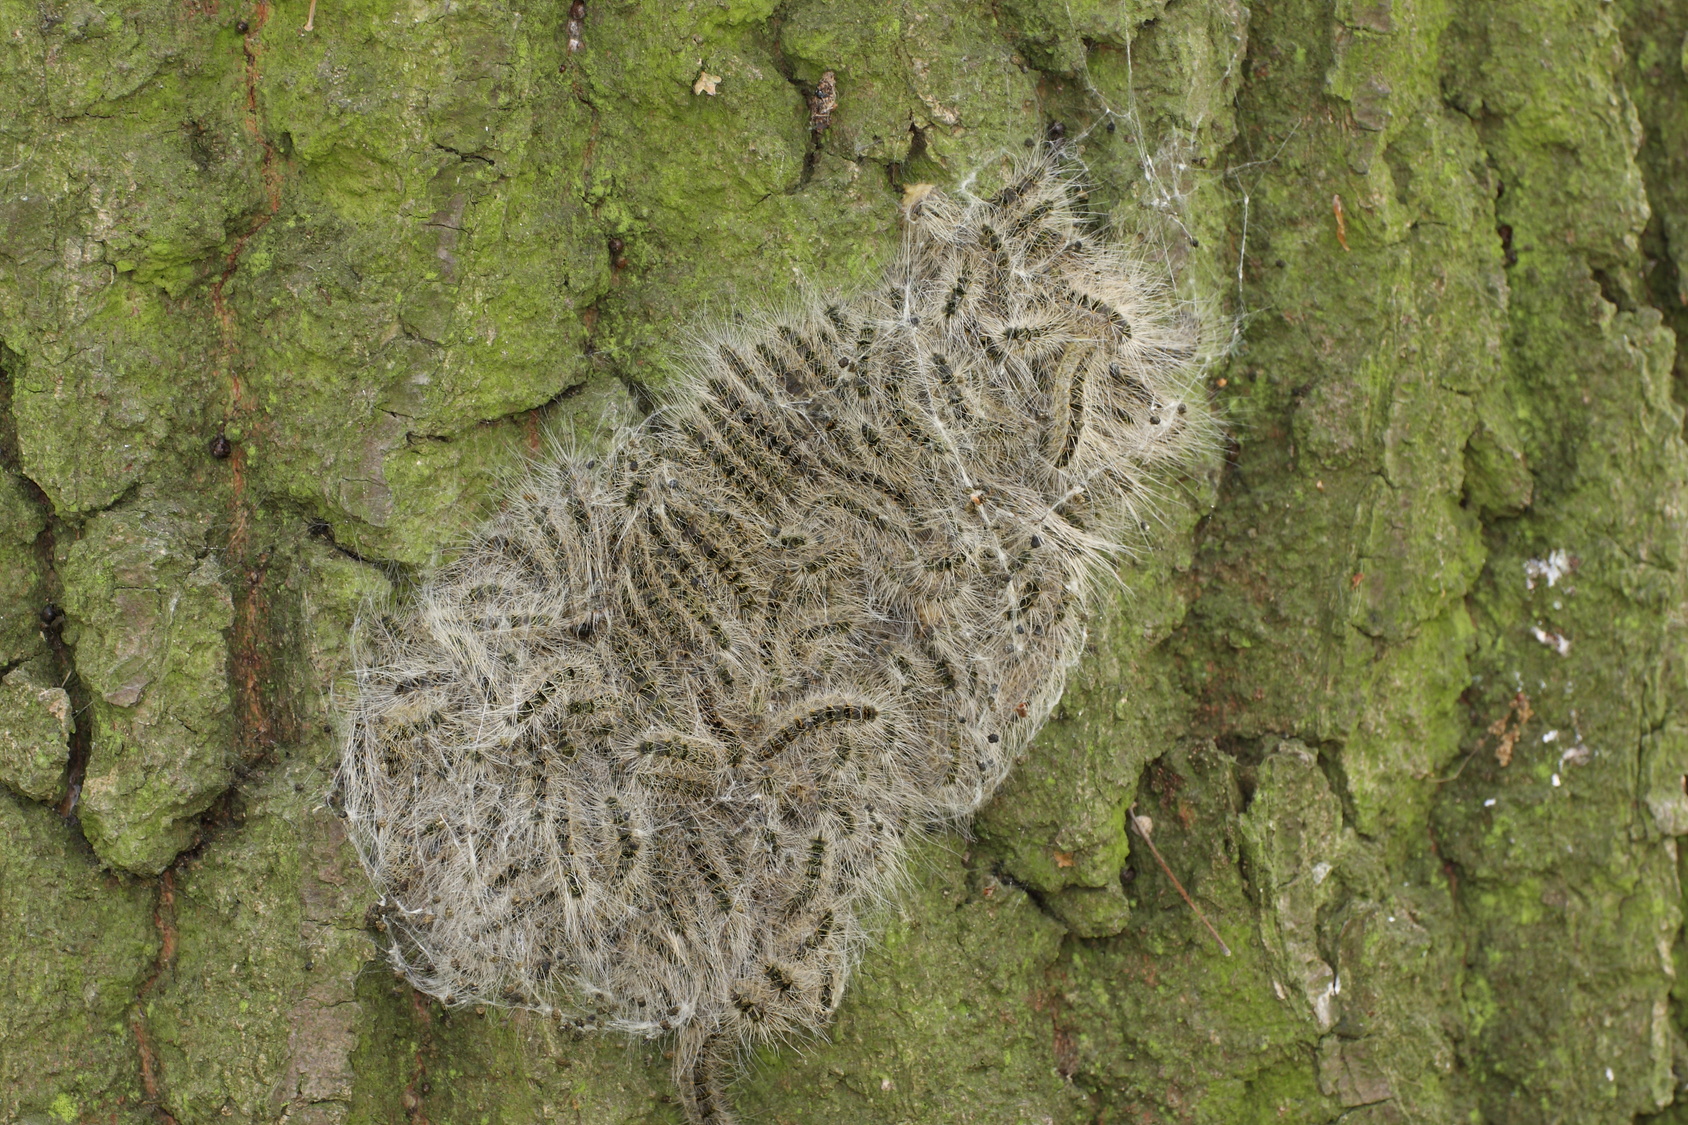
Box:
[59,500,235,874]
[0,666,73,804]
[0,790,156,1123]
[745,842,1081,1123]
[0,0,1683,1119]
[0,467,48,666]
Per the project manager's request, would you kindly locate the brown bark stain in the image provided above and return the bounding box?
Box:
[214,1,289,761]
[1031,968,1081,1084]
[401,989,435,1125]
[132,872,180,1125]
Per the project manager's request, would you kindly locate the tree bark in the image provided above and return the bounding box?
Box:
[1,0,1686,1122]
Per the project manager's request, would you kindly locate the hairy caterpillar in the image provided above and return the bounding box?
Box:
[339,150,1215,1123]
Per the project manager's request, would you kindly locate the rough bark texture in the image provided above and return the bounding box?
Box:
[1,1,1686,1123]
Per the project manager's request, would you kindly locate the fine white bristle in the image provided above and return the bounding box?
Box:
[338,149,1216,1125]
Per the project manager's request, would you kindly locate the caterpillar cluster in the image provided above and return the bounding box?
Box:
[339,150,1214,1124]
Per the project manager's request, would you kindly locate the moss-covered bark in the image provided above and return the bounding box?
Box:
[1,0,1685,1122]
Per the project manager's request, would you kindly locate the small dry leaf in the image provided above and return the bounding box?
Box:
[809,70,837,131]
[900,182,936,215]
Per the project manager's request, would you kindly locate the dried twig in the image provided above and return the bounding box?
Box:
[1128,805,1232,957]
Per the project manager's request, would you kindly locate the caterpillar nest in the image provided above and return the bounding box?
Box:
[340,150,1216,1124]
